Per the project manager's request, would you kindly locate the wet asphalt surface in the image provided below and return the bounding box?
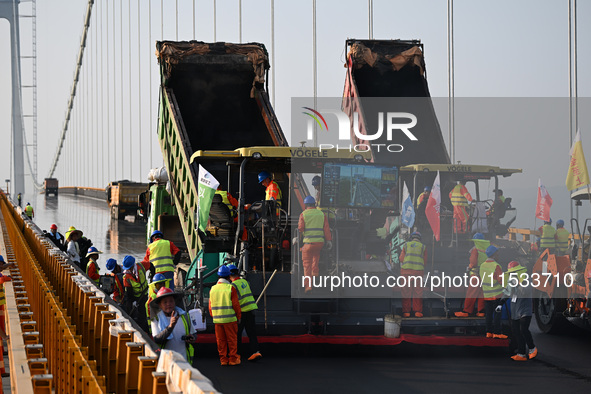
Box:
[19,193,591,393]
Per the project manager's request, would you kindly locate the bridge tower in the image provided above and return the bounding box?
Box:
[0,0,25,198]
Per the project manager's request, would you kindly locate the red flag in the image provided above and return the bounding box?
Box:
[426,171,441,241]
[535,178,553,221]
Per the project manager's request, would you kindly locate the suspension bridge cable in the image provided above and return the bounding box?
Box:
[129,0,133,178]
[47,0,94,179]
[113,0,117,181]
[176,0,178,40]
[193,0,196,39]
[150,0,153,168]
[312,0,317,147]
[120,0,124,179]
[100,1,105,185]
[95,5,99,186]
[239,0,242,43]
[161,0,163,40]
[106,0,111,182]
[138,0,143,180]
[213,0,216,41]
[271,0,275,107]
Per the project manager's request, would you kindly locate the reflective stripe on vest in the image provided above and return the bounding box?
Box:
[215,190,235,214]
[450,185,469,206]
[25,205,33,216]
[149,239,175,273]
[0,286,4,306]
[540,225,556,248]
[86,260,100,284]
[302,209,325,243]
[265,181,282,205]
[210,282,237,323]
[232,278,258,312]
[127,264,148,298]
[480,260,503,298]
[401,241,425,271]
[555,228,569,254]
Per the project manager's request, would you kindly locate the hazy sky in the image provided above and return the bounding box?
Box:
[1,0,590,228]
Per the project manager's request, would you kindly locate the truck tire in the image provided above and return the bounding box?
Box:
[534,288,567,334]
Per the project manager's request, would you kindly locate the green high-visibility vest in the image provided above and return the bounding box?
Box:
[25,205,33,217]
[450,185,469,207]
[232,278,258,312]
[302,209,325,243]
[469,239,490,275]
[215,190,235,216]
[156,312,194,363]
[555,228,570,255]
[127,263,148,299]
[86,260,100,284]
[210,281,237,323]
[540,224,556,249]
[145,278,172,317]
[401,241,425,271]
[149,239,175,274]
[480,259,503,299]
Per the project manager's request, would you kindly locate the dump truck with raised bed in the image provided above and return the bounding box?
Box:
[106,181,149,220]
[154,39,525,339]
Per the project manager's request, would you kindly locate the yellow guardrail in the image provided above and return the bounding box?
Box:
[507,227,585,243]
[0,191,219,393]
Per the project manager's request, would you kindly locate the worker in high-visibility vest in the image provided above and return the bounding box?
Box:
[141,230,181,290]
[416,186,431,208]
[258,171,282,207]
[24,202,34,219]
[479,245,508,339]
[455,233,489,317]
[449,181,473,234]
[85,246,103,284]
[105,258,124,304]
[215,187,238,218]
[399,232,427,318]
[296,196,332,293]
[228,264,262,362]
[209,265,242,366]
[539,219,556,255]
[122,255,150,333]
[555,219,570,256]
[151,287,196,363]
[146,273,172,320]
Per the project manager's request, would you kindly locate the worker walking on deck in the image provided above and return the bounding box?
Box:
[449,181,473,234]
[105,258,124,304]
[455,233,489,317]
[503,261,537,361]
[24,202,34,219]
[17,193,21,207]
[539,219,556,255]
[85,247,103,284]
[122,255,150,333]
[480,245,507,339]
[296,196,332,293]
[209,265,242,366]
[228,264,262,362]
[555,220,570,256]
[141,230,181,290]
[399,232,427,318]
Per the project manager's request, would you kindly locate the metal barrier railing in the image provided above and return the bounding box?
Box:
[0,191,219,393]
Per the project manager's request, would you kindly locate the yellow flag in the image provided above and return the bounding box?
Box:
[566,129,590,191]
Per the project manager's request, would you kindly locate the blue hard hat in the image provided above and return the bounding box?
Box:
[485,245,499,258]
[150,230,164,241]
[152,273,167,283]
[410,231,422,240]
[106,258,117,272]
[258,171,271,183]
[424,186,431,192]
[122,255,136,270]
[218,265,231,277]
[556,219,564,227]
[472,233,484,240]
[312,176,321,187]
[304,196,316,205]
[227,264,238,272]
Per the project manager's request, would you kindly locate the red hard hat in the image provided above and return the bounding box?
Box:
[508,261,520,270]
[156,287,174,298]
[50,224,58,230]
